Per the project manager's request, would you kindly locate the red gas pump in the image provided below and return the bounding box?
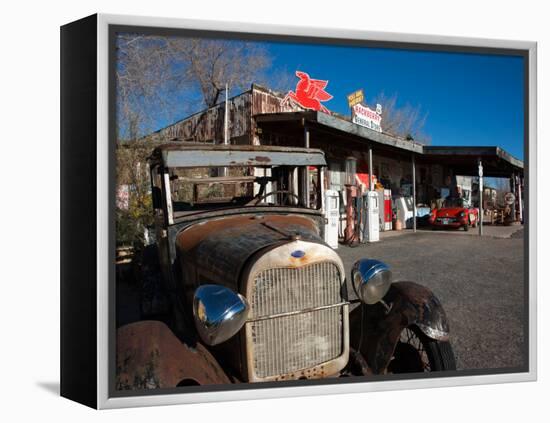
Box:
[384,189,392,230]
[344,184,358,243]
[344,157,358,244]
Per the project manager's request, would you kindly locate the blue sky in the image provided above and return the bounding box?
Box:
[261,41,525,160]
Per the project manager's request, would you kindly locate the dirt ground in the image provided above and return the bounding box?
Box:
[338,226,526,371]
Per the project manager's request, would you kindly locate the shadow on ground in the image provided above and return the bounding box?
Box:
[36,381,60,396]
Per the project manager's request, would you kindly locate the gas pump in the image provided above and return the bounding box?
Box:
[364,190,380,242]
[324,190,339,249]
[344,157,358,244]
[344,185,358,244]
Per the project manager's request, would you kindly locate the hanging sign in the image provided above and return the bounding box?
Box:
[347,89,364,108]
[281,71,333,114]
[352,103,382,132]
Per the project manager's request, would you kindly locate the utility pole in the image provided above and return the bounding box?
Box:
[224,83,229,145]
[303,125,310,207]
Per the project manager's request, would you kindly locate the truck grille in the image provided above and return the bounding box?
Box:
[248,262,344,379]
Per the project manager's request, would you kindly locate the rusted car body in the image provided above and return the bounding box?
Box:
[117,143,456,389]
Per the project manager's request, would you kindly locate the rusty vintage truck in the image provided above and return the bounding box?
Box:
[116,143,456,389]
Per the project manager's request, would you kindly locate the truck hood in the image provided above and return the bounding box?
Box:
[175,214,323,290]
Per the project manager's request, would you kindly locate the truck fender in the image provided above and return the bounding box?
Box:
[116,320,231,389]
[350,281,450,374]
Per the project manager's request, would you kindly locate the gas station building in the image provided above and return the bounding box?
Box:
[147,84,525,239]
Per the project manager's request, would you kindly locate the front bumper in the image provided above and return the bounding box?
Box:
[432,217,467,228]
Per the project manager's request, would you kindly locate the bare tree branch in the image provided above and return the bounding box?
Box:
[115,34,279,142]
[374,92,431,144]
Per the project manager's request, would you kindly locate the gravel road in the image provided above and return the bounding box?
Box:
[338,228,526,371]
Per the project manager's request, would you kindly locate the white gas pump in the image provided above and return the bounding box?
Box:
[324,189,339,249]
[365,190,380,242]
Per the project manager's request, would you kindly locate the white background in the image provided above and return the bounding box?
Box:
[0,0,547,420]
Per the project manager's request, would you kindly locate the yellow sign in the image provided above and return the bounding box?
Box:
[347,89,364,108]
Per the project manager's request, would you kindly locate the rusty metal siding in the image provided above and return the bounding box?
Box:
[149,85,304,146]
[152,91,253,144]
[251,86,303,115]
[251,86,304,145]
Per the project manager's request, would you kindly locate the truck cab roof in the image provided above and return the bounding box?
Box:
[149,143,327,168]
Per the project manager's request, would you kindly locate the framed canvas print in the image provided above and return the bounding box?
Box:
[60,13,537,409]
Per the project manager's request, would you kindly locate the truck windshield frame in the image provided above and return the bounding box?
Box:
[163,163,324,219]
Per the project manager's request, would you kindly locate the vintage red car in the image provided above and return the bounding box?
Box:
[429,198,479,231]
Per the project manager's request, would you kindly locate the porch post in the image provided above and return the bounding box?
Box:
[478,158,483,236]
[368,146,374,192]
[518,174,523,223]
[511,172,517,220]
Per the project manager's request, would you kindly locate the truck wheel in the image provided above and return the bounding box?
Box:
[176,378,201,387]
[389,326,457,373]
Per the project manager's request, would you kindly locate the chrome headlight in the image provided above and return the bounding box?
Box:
[193,284,249,346]
[351,259,393,305]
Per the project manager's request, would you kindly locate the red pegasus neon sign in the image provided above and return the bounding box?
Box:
[281,71,333,114]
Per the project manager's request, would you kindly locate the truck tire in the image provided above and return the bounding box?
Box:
[389,326,457,373]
